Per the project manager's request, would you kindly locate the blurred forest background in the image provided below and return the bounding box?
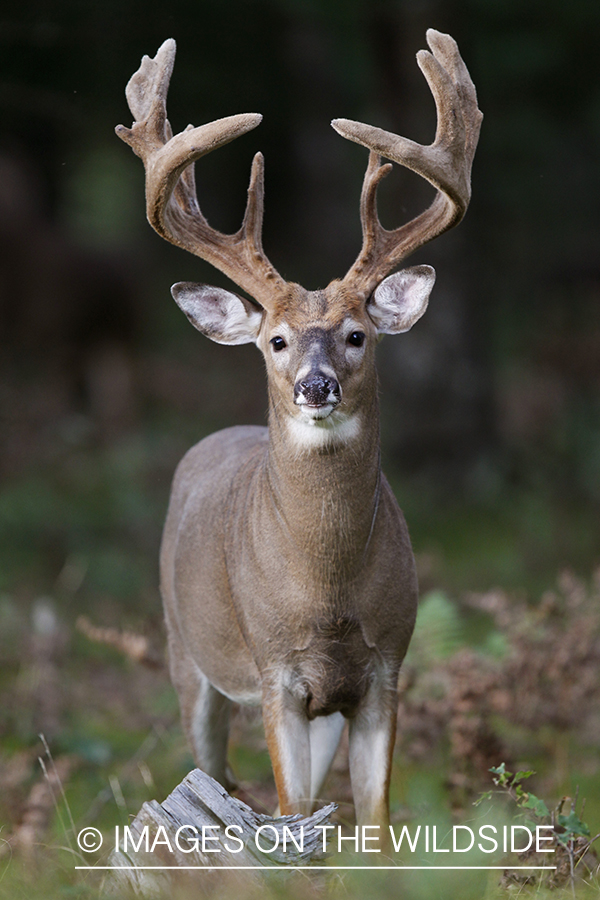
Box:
[1,1,600,898]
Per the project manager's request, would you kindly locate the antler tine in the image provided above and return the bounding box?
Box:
[241,151,267,260]
[116,39,287,309]
[359,152,393,251]
[333,29,482,296]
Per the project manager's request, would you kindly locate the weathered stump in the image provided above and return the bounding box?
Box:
[103,768,336,897]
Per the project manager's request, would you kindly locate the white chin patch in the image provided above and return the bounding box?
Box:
[286,410,361,449]
[299,404,335,421]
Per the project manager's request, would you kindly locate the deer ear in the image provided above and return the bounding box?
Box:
[171,282,263,345]
[368,265,435,334]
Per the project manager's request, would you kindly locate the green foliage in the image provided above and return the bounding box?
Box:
[481,764,596,842]
[556,811,590,846]
[483,763,550,821]
[475,764,600,895]
[406,590,465,664]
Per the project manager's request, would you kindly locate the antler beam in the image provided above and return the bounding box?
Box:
[116,39,287,309]
[333,29,483,296]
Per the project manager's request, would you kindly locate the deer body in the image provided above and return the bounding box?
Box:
[160,285,418,823]
[117,31,481,827]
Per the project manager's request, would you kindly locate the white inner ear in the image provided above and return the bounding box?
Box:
[368,265,436,334]
[171,282,263,345]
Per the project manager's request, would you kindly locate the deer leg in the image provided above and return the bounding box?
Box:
[348,685,398,829]
[262,690,312,816]
[309,712,346,802]
[188,670,234,789]
[168,634,234,790]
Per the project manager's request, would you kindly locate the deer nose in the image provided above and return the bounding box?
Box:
[294,372,340,406]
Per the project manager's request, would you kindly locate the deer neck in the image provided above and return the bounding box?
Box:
[263,381,382,571]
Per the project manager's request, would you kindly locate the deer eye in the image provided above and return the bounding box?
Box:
[347,331,365,347]
[270,336,287,352]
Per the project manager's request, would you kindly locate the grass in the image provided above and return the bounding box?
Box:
[1,417,599,898]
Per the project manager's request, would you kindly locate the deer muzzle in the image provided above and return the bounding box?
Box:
[294,371,341,417]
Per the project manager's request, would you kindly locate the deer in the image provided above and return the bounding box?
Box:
[116,29,482,831]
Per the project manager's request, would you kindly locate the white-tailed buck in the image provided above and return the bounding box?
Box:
[117,30,481,829]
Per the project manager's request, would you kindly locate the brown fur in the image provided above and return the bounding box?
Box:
[160,283,419,827]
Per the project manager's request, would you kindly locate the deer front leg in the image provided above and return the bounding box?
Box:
[348,681,398,829]
[262,686,312,816]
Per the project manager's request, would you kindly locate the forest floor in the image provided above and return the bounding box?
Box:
[1,427,599,899]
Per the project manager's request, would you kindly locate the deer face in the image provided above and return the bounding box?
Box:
[172,265,435,443]
[261,294,374,423]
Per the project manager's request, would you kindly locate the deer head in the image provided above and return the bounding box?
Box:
[116,31,482,448]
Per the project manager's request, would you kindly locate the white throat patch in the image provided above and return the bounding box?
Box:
[286,410,362,450]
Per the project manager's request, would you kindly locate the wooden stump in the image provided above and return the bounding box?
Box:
[104,768,336,896]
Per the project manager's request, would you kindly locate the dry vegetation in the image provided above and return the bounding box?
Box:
[398,570,600,798]
[1,569,599,897]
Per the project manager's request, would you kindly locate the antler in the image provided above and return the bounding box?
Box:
[333,29,482,297]
[115,39,288,309]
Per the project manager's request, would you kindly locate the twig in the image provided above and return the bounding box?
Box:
[568,836,576,899]
[574,831,600,874]
[76,615,164,669]
[8,754,75,860]
[38,756,71,853]
[39,734,76,843]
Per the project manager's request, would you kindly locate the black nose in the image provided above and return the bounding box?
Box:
[294,372,340,406]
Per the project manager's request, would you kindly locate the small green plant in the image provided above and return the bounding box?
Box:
[477,763,599,895]
[476,763,550,817]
